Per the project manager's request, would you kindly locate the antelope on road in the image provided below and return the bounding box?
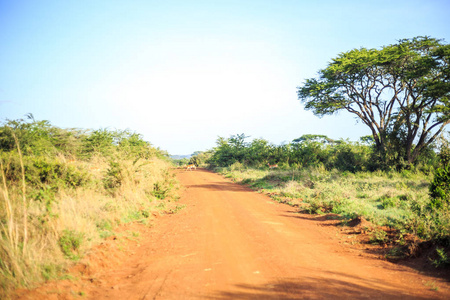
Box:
[186,164,196,171]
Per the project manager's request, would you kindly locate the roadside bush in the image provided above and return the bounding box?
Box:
[0,115,82,157]
[0,153,90,191]
[103,161,124,190]
[152,181,170,200]
[0,117,179,298]
[431,247,450,268]
[429,165,450,209]
[328,141,371,172]
[81,129,115,158]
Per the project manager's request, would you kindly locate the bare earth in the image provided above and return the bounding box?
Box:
[15,168,450,299]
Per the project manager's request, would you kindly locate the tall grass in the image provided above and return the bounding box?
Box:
[0,118,179,298]
[218,164,450,242]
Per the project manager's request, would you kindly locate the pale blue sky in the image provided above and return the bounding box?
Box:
[1,0,449,155]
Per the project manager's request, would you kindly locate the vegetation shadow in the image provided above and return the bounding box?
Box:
[280,211,450,283]
[206,274,436,299]
[186,182,253,193]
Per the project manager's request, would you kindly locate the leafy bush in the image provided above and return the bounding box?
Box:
[431,247,450,268]
[152,182,170,200]
[369,229,388,244]
[429,165,450,209]
[81,129,115,158]
[103,161,124,190]
[0,153,90,191]
[0,115,83,157]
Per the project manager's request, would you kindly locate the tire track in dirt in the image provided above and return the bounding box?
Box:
[15,168,450,299]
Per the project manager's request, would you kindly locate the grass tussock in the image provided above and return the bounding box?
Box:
[0,117,180,298]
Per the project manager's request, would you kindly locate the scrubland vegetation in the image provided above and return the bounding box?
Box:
[0,116,179,297]
[1,114,448,296]
[191,133,450,263]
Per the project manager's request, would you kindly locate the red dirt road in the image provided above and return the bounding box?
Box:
[16,168,450,299]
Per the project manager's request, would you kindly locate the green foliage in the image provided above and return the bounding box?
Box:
[410,199,450,241]
[0,117,167,162]
[118,131,155,159]
[97,220,114,239]
[209,134,250,167]
[207,133,374,172]
[41,264,62,281]
[103,161,123,190]
[81,129,115,158]
[437,135,450,167]
[0,153,90,191]
[187,150,214,167]
[0,114,83,157]
[429,138,450,209]
[429,165,450,209]
[369,229,388,245]
[327,140,371,172]
[303,200,335,215]
[172,157,189,167]
[58,230,84,261]
[28,157,89,188]
[292,134,335,144]
[188,156,201,167]
[152,181,170,200]
[297,36,450,168]
[431,248,450,268]
[141,169,176,201]
[230,161,245,171]
[0,116,178,298]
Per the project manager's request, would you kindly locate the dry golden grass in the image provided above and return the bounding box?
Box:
[0,153,179,298]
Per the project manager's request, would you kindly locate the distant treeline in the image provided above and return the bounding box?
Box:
[193,133,443,173]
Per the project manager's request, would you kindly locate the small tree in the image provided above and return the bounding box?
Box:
[209,134,249,167]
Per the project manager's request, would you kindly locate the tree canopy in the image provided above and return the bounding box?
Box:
[297,36,450,167]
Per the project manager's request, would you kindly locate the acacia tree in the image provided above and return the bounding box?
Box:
[297,36,450,167]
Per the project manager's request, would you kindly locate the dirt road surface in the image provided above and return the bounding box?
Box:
[16,168,450,299]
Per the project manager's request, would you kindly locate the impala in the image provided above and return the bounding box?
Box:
[267,163,278,169]
[186,164,196,171]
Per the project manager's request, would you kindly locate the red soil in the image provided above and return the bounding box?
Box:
[14,168,450,299]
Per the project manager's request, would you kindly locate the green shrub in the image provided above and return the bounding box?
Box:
[81,129,115,158]
[429,165,450,209]
[103,161,123,190]
[58,230,84,261]
[431,247,450,268]
[151,182,170,200]
[0,154,90,190]
[0,115,82,157]
[28,157,89,188]
[369,229,388,244]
